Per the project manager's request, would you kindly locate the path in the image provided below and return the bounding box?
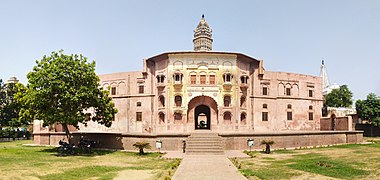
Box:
[171,154,247,180]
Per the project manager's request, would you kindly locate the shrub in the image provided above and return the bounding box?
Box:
[132,142,151,155]
[260,140,275,154]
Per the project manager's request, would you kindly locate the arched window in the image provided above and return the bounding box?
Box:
[240,76,248,84]
[240,113,246,124]
[173,73,183,84]
[111,87,116,95]
[159,95,165,107]
[159,112,165,123]
[240,96,246,107]
[200,74,206,84]
[309,105,313,110]
[156,75,165,83]
[223,111,231,121]
[223,73,232,82]
[175,96,182,107]
[174,112,182,120]
[224,96,231,107]
[175,74,180,81]
[209,74,216,84]
[136,102,141,107]
[286,87,291,96]
[190,74,196,84]
[287,104,292,109]
[263,104,268,109]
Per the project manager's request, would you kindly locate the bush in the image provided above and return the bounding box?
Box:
[132,142,151,155]
[0,127,31,139]
[260,140,275,154]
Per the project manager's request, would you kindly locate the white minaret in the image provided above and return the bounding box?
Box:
[193,14,213,51]
[319,60,331,95]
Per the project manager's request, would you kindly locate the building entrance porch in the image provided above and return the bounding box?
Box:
[187,95,218,131]
[195,105,210,130]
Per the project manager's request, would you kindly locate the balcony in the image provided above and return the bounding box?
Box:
[157,82,166,88]
[240,83,248,90]
[223,82,232,91]
[173,81,183,89]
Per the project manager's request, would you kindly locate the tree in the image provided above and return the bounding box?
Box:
[0,79,24,127]
[260,140,274,154]
[356,93,380,126]
[18,50,118,142]
[133,142,151,155]
[324,85,353,108]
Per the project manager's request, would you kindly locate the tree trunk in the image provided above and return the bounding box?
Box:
[139,148,144,155]
[62,123,71,144]
[265,144,271,154]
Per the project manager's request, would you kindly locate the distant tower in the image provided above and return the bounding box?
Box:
[193,14,213,51]
[319,60,331,95]
[6,76,19,84]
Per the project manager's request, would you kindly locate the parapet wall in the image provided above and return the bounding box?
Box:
[34,131,363,151]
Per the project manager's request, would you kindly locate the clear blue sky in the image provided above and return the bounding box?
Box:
[1,0,379,100]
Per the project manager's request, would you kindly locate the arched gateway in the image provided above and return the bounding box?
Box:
[187,96,218,131]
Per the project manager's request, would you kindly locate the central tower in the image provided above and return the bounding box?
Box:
[193,14,213,51]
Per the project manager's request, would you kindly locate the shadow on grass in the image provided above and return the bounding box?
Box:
[38,147,116,157]
[121,151,164,158]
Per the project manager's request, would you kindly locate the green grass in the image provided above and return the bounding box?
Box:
[273,149,297,154]
[284,153,368,179]
[235,139,380,179]
[0,140,181,179]
[39,166,125,180]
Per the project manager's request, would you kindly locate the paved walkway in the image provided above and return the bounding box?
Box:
[171,154,247,180]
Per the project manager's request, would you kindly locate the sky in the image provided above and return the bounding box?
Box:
[0,0,379,100]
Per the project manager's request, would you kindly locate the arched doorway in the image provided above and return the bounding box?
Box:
[195,105,210,129]
[187,95,218,131]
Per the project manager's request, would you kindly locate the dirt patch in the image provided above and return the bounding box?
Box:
[114,169,155,180]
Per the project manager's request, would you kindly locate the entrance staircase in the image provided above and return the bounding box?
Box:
[186,132,224,155]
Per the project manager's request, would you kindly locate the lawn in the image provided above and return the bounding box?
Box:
[0,140,181,180]
[232,138,380,180]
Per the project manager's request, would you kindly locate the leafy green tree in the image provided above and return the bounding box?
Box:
[356,93,380,126]
[18,50,118,142]
[0,79,6,126]
[0,79,24,127]
[324,85,353,107]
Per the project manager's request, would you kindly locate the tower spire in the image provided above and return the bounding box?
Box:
[193,15,213,51]
[319,60,330,95]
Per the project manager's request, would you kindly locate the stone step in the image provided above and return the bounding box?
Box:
[187,142,223,146]
[187,148,223,151]
[186,132,225,155]
[187,139,222,143]
[188,136,222,139]
[186,150,224,155]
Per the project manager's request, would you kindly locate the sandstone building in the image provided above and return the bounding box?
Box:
[34,16,363,151]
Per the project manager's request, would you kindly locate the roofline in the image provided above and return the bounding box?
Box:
[145,51,261,62]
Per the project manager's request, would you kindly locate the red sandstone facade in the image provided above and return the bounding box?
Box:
[82,51,323,134]
[33,16,363,150]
